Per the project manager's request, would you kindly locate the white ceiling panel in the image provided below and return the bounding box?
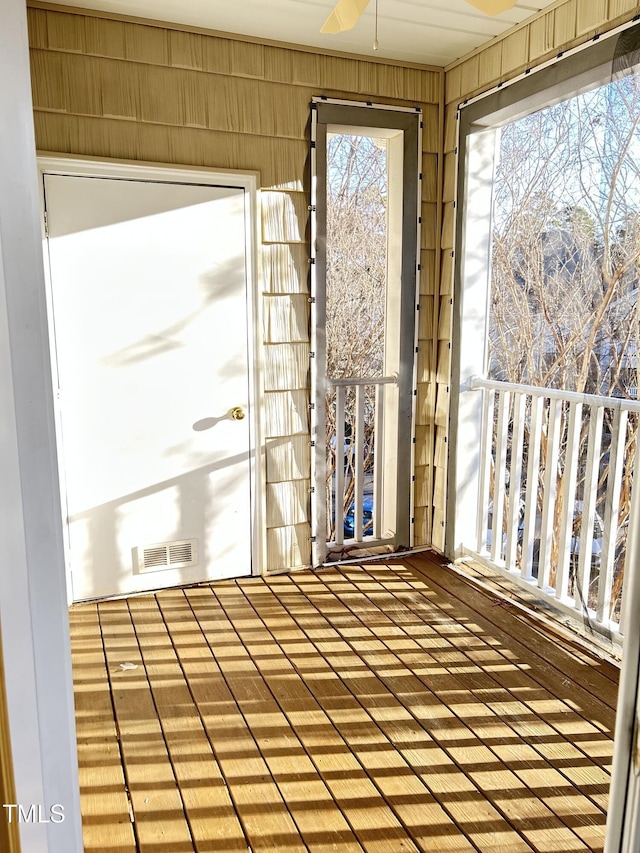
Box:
[64,0,561,65]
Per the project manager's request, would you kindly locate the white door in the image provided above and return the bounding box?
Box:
[44,172,253,601]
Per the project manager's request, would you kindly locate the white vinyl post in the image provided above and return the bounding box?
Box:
[448,126,497,558]
[598,408,628,625]
[491,389,511,564]
[538,398,562,591]
[334,384,345,546]
[0,2,82,850]
[556,401,582,602]
[605,460,640,853]
[505,391,526,570]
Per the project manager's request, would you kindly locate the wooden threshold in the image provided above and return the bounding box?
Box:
[69,552,618,852]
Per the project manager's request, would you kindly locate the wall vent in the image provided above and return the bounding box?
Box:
[133,539,198,574]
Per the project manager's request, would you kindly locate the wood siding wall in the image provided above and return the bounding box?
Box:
[435,0,640,553]
[27,3,442,571]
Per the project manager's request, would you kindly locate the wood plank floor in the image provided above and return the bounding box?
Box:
[69,552,619,853]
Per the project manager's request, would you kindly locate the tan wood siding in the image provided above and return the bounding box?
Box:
[28,3,441,569]
[435,0,640,554]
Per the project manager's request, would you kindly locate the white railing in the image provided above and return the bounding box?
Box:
[328,375,397,549]
[462,376,640,641]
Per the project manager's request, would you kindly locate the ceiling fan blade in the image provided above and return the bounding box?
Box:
[465,0,517,14]
[321,0,371,34]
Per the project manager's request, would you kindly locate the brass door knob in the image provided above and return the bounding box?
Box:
[230,406,246,421]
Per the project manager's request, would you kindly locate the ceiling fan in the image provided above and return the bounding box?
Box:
[321,0,517,34]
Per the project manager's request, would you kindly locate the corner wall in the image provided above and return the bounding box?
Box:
[436,0,640,554]
[27,2,443,571]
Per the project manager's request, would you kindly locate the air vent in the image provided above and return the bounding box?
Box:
[133,539,198,574]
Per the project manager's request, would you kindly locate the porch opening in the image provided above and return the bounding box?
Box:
[310,100,420,566]
[449,25,640,647]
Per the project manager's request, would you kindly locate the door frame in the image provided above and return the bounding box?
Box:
[37,154,265,601]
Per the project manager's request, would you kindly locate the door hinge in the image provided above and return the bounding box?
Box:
[43,210,49,236]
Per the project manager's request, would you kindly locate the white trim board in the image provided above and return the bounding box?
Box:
[0,5,83,851]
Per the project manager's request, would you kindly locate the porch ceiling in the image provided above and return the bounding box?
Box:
[58,0,559,66]
[69,553,617,851]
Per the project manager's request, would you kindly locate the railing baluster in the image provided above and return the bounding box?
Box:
[597,407,628,627]
[477,387,495,553]
[619,450,634,634]
[619,572,628,637]
[618,431,639,637]
[575,404,604,615]
[464,376,640,645]
[556,401,582,603]
[326,374,398,550]
[538,398,562,591]
[373,383,384,540]
[521,394,543,580]
[505,392,526,571]
[334,384,345,545]
[354,384,365,542]
[491,390,511,564]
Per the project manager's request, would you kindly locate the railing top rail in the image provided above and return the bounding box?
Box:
[469,375,640,413]
[329,374,398,387]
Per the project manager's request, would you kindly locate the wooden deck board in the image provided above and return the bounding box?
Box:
[255,574,535,853]
[192,582,419,852]
[285,569,600,852]
[68,605,137,853]
[400,560,616,773]
[126,594,251,852]
[155,588,309,852]
[70,555,617,853]
[351,563,614,758]
[303,564,610,850]
[405,556,619,703]
[99,598,196,852]
[396,559,616,812]
[453,560,622,669]
[223,577,474,853]
[182,585,368,852]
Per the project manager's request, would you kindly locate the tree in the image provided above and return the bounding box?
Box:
[324,133,388,541]
[488,69,640,619]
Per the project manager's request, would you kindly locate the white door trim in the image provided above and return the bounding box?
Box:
[37,154,265,599]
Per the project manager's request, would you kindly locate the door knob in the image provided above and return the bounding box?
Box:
[230,406,246,421]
